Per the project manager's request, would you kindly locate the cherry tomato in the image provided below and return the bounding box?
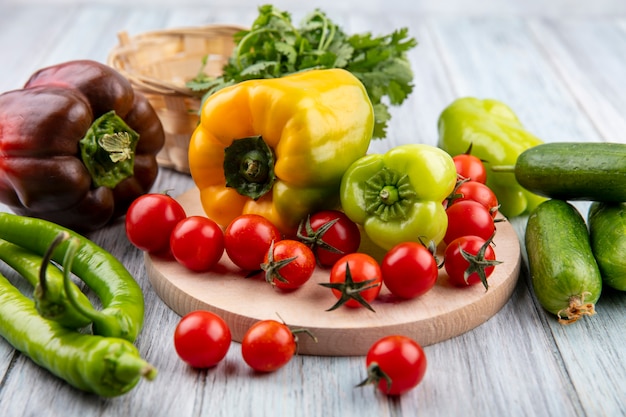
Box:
[444,235,500,288]
[452,153,487,183]
[297,210,361,267]
[444,200,495,245]
[170,216,224,272]
[262,240,316,290]
[224,214,282,271]
[381,242,438,299]
[125,193,186,254]
[451,181,499,218]
[241,319,297,372]
[323,253,382,311]
[173,310,231,368]
[359,335,427,396]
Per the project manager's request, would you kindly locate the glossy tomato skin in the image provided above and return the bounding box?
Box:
[444,200,495,245]
[452,153,487,184]
[300,210,361,267]
[241,320,296,372]
[125,193,186,254]
[444,235,498,286]
[173,310,231,368]
[224,214,282,271]
[329,253,382,308]
[263,240,316,290]
[381,242,438,299]
[365,335,427,396]
[450,181,499,218]
[170,216,224,272]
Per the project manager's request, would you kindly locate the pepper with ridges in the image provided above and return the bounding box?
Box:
[188,68,374,234]
[437,97,545,217]
[0,60,164,232]
[340,144,457,251]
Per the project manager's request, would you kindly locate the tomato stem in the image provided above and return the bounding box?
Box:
[319,263,380,312]
[261,240,297,285]
[355,362,393,393]
[296,216,343,265]
[458,233,502,290]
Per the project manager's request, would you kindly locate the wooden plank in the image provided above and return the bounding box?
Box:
[528,18,626,142]
[0,6,76,91]
[428,16,602,142]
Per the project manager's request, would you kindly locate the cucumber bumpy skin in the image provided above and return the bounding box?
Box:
[588,202,626,291]
[525,199,602,324]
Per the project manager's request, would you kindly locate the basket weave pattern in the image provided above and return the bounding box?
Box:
[108,25,244,173]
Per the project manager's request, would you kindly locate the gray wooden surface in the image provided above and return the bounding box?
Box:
[1,1,625,416]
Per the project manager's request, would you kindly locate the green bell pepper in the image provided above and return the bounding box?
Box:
[340,144,457,251]
[437,97,546,217]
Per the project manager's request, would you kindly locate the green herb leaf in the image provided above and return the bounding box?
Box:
[186,4,417,139]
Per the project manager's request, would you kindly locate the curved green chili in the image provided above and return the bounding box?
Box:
[0,212,144,342]
[0,237,93,329]
[0,271,156,397]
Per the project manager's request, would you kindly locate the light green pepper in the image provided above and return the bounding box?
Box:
[437,97,546,217]
[340,144,457,250]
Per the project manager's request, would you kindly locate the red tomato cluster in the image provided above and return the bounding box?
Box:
[128,150,505,397]
[173,311,315,373]
[125,193,225,272]
[444,152,502,289]
[173,310,427,397]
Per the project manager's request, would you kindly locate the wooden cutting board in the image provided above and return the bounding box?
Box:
[145,187,521,356]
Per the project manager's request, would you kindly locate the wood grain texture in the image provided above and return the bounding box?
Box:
[0,2,625,416]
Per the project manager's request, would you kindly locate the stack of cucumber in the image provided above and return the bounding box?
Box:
[504,142,626,324]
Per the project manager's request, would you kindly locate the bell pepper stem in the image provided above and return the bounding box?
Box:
[79,110,139,189]
[379,186,399,205]
[224,136,276,200]
[363,168,416,222]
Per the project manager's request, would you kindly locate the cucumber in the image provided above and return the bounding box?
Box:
[511,142,626,202]
[588,202,626,291]
[525,199,602,324]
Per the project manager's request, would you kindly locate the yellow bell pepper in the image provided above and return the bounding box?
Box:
[188,68,374,234]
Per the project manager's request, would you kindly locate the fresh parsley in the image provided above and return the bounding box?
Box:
[186,4,418,139]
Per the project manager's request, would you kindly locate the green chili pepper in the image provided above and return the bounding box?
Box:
[0,237,93,329]
[340,144,457,250]
[0,270,156,397]
[437,97,546,217]
[0,212,143,342]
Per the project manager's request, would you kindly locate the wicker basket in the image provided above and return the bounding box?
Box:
[107,25,246,173]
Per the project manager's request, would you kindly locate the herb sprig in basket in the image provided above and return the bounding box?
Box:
[187,4,418,139]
